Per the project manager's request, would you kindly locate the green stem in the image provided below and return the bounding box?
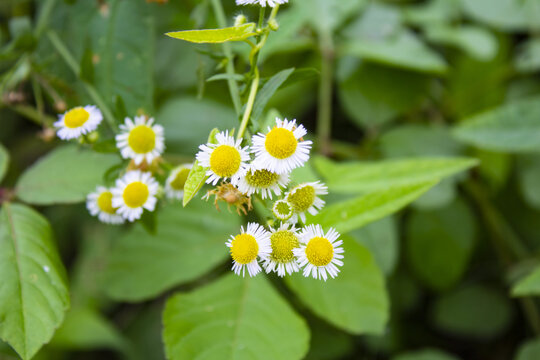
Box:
[210,0,242,116]
[35,0,57,38]
[317,31,334,156]
[47,30,118,130]
[237,68,260,140]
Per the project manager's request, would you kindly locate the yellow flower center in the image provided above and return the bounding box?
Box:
[245,169,279,188]
[97,191,116,214]
[128,125,156,154]
[170,168,190,190]
[305,236,334,267]
[270,230,299,263]
[210,145,241,177]
[230,234,259,264]
[64,107,90,129]
[275,201,291,216]
[287,185,315,212]
[123,181,149,208]
[265,127,297,159]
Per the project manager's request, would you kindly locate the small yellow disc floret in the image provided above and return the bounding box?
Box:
[64,107,90,129]
[230,234,259,264]
[288,185,315,212]
[245,169,279,188]
[97,191,116,214]
[270,230,299,263]
[170,168,190,190]
[210,145,241,177]
[305,236,334,267]
[123,181,149,208]
[128,125,156,154]
[265,127,297,159]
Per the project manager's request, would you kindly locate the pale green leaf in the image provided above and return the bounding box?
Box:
[514,338,540,360]
[314,157,477,194]
[292,0,366,35]
[461,0,538,32]
[163,274,309,360]
[453,97,540,153]
[285,239,389,335]
[512,265,540,297]
[311,182,437,234]
[393,349,461,360]
[182,128,219,207]
[424,25,498,61]
[0,203,70,360]
[16,145,118,205]
[166,23,257,44]
[0,143,8,183]
[102,199,241,302]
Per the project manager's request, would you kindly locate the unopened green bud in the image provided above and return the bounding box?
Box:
[268,18,279,31]
[234,14,247,26]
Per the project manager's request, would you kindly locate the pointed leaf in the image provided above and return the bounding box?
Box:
[163,274,310,360]
[166,23,257,44]
[0,203,70,360]
[512,265,540,297]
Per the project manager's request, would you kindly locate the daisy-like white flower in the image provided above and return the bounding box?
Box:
[54,105,103,140]
[86,186,124,225]
[116,116,165,165]
[272,199,293,221]
[252,118,312,174]
[235,164,289,199]
[263,223,300,277]
[165,163,192,200]
[294,224,344,281]
[226,222,271,277]
[236,0,288,7]
[286,181,327,223]
[111,170,159,222]
[196,131,250,186]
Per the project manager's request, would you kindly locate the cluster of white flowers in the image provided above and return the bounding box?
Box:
[235,0,288,8]
[195,117,344,280]
[55,105,189,224]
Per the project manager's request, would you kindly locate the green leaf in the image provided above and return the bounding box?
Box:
[515,38,540,74]
[102,199,241,302]
[51,307,126,352]
[206,73,245,83]
[424,25,498,61]
[514,338,540,360]
[461,0,537,32]
[311,181,437,234]
[16,145,119,205]
[431,285,513,339]
[393,348,461,360]
[163,274,309,360]
[182,128,220,207]
[251,68,295,126]
[406,199,477,291]
[166,23,257,44]
[0,143,8,183]
[518,155,540,210]
[0,203,70,360]
[512,264,540,297]
[285,239,389,335]
[293,0,366,35]
[314,156,477,194]
[453,97,540,153]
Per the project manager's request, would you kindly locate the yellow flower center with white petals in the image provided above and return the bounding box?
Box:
[270,230,299,263]
[305,236,334,267]
[128,125,156,154]
[245,169,279,188]
[123,181,149,208]
[210,145,241,177]
[97,191,116,214]
[170,168,190,190]
[230,234,259,264]
[265,127,297,159]
[64,107,90,129]
[288,186,315,212]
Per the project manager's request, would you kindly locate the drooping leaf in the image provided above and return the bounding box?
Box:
[163,274,310,360]
[166,23,257,43]
[0,143,8,183]
[285,238,389,335]
[431,285,513,339]
[311,181,437,234]
[512,265,540,297]
[314,156,477,194]
[16,145,119,205]
[406,199,477,291]
[102,198,240,302]
[453,97,540,153]
[0,203,70,360]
